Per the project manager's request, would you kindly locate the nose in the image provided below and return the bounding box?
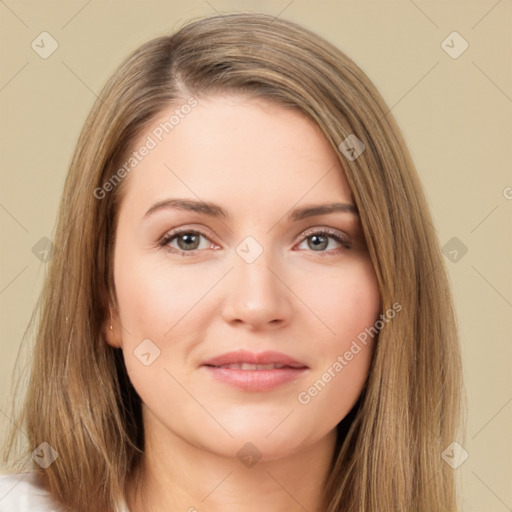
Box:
[220,249,293,331]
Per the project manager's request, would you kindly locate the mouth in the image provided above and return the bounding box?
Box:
[200,350,309,392]
[201,349,308,368]
[205,362,303,370]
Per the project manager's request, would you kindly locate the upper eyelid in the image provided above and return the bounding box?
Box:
[161,225,350,248]
[160,226,219,245]
[300,226,350,241]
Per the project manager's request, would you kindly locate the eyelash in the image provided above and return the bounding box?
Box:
[158,227,352,256]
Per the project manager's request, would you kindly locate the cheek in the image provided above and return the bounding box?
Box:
[113,251,223,398]
[293,257,380,416]
[300,256,381,347]
[327,258,381,379]
[114,251,216,341]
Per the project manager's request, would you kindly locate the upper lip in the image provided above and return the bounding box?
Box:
[201,349,308,369]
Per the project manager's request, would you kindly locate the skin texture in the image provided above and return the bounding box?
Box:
[105,95,381,512]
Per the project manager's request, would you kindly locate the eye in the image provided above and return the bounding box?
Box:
[159,226,352,256]
[159,229,217,255]
[295,228,352,255]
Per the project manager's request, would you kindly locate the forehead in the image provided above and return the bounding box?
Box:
[117,94,354,218]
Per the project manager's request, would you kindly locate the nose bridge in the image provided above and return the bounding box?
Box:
[221,236,292,328]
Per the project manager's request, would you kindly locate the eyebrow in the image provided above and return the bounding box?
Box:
[144,198,359,221]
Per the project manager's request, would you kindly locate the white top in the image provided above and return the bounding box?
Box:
[0,472,130,511]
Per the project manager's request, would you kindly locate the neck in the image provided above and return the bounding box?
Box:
[126,409,338,512]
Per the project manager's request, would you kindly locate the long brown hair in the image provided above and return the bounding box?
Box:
[2,12,465,511]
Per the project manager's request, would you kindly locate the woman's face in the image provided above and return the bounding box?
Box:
[107,94,381,461]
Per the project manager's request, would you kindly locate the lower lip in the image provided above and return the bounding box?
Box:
[201,366,308,392]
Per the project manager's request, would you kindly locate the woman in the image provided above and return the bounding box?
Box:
[1,12,465,512]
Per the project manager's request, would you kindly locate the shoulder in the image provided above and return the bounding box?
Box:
[0,472,131,512]
[0,472,63,511]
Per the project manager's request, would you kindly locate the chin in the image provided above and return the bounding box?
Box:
[207,420,316,459]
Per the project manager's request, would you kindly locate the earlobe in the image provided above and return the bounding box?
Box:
[104,307,123,348]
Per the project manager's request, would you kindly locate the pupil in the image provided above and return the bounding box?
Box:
[309,235,327,251]
[178,233,199,250]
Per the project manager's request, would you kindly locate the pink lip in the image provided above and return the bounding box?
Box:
[201,349,308,368]
[200,349,309,392]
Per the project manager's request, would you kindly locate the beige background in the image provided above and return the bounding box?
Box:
[1,1,511,510]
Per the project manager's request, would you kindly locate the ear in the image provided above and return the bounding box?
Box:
[104,307,123,349]
[102,293,123,348]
